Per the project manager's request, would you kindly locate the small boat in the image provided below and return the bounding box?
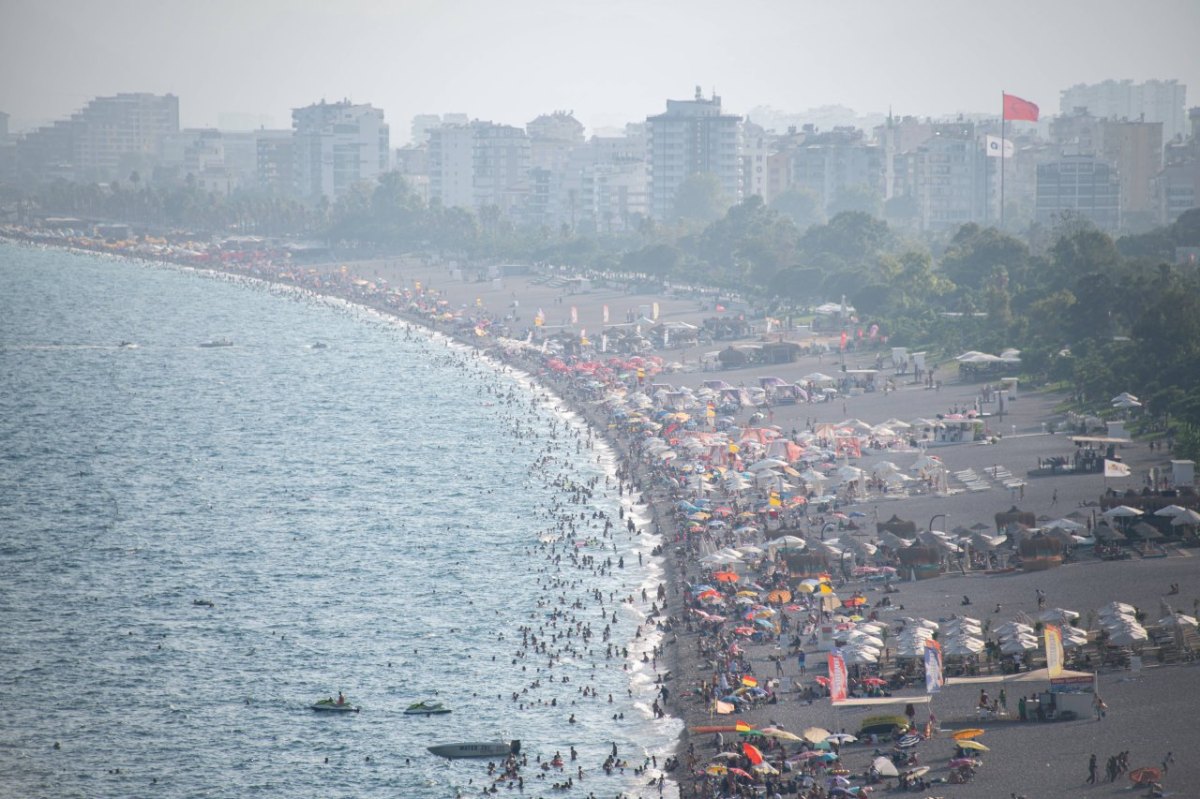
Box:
[199,338,234,348]
[192,599,214,608]
[310,341,328,349]
[427,740,520,759]
[117,340,137,348]
[404,700,452,716]
[311,698,359,713]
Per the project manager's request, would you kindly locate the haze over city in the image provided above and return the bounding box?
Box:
[3,0,1199,139]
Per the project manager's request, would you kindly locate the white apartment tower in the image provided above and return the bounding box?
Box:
[1060,80,1188,143]
[292,101,389,200]
[646,87,742,220]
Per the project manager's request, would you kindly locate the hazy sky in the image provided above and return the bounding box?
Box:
[2,0,1198,142]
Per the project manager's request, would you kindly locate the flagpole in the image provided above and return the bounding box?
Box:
[1000,91,1006,230]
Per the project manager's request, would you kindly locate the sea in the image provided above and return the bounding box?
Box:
[0,241,681,799]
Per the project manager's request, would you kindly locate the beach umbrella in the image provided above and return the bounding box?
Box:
[1153,505,1188,517]
[825,733,857,744]
[1099,601,1137,617]
[951,728,985,740]
[1102,505,1144,519]
[1000,636,1038,654]
[877,531,911,550]
[1045,517,1085,531]
[759,726,803,742]
[942,636,985,656]
[845,630,884,648]
[1038,608,1080,624]
[871,756,900,777]
[994,621,1034,637]
[803,726,832,743]
[769,534,808,549]
[1159,613,1199,628]
[956,740,990,752]
[1107,626,1149,645]
[843,647,880,665]
[710,751,742,761]
[1171,508,1200,526]
[713,571,740,583]
[1129,767,1162,785]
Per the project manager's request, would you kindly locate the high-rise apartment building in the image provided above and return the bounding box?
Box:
[1060,79,1187,142]
[646,88,742,220]
[789,126,883,215]
[1036,155,1121,231]
[14,93,178,184]
[292,101,389,200]
[427,121,531,216]
[914,123,989,231]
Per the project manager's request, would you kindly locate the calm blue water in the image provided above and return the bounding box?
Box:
[0,242,679,798]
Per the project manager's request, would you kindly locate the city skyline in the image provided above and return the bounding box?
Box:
[2,0,1199,141]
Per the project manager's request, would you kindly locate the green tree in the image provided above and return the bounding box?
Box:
[828,184,882,218]
[770,187,825,232]
[671,173,728,226]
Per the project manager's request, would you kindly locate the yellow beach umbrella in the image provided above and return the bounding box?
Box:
[951,728,985,740]
[956,740,990,751]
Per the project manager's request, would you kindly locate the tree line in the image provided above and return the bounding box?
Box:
[9,172,1200,455]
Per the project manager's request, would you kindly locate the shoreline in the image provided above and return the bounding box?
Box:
[7,230,1200,797]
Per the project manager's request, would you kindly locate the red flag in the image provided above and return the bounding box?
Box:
[839,331,848,351]
[735,720,755,732]
[742,742,764,765]
[1003,93,1039,122]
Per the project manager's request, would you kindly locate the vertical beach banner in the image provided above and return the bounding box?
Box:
[1044,624,1064,677]
[828,648,848,703]
[924,639,943,694]
[602,304,609,324]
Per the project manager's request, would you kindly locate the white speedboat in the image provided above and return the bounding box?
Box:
[199,338,234,348]
[427,740,519,759]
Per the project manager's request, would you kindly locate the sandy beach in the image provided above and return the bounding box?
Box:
[8,232,1200,798]
[342,254,1200,798]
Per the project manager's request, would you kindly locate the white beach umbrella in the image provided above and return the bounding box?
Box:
[1159,613,1199,628]
[871,461,902,478]
[1171,509,1200,526]
[994,621,1034,637]
[1000,636,1038,654]
[1153,505,1188,518]
[1102,505,1144,519]
[1099,601,1137,617]
[1107,626,1149,646]
[1038,608,1081,624]
[845,630,885,648]
[942,636,985,656]
[768,535,807,549]
[843,646,880,665]
[1100,614,1139,631]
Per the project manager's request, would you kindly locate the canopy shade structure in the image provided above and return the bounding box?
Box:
[833,695,933,707]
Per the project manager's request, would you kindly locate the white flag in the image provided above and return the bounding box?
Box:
[1104,459,1131,478]
[985,134,1014,158]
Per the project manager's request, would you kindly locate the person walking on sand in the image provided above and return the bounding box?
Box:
[1087,753,1097,784]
